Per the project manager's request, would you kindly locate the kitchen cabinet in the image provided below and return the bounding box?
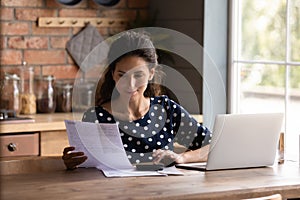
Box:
[0,133,39,157]
[0,113,75,158]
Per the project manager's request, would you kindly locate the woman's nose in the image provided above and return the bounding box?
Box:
[125,75,136,88]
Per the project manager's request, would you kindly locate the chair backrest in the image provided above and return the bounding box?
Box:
[242,194,282,200]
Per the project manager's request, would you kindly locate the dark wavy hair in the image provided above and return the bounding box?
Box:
[95,31,165,106]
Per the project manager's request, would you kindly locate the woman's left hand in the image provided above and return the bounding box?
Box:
[152,149,184,166]
[152,145,210,165]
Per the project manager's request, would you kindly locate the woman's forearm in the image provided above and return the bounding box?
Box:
[179,145,210,163]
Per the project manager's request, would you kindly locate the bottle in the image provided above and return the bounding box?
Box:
[35,75,56,113]
[55,80,73,112]
[20,66,36,114]
[278,132,284,164]
[0,73,20,114]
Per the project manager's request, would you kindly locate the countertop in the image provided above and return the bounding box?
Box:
[0,113,202,134]
[0,113,76,134]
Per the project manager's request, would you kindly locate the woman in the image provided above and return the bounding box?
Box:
[62,31,211,170]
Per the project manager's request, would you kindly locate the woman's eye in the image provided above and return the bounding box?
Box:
[134,73,144,78]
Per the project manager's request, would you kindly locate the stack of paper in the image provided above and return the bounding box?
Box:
[65,120,183,177]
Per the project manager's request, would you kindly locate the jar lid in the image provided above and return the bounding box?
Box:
[4,73,20,81]
[77,81,95,89]
[35,75,55,81]
[55,80,74,89]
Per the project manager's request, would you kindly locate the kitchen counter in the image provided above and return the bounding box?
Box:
[0,113,79,158]
[0,113,79,134]
[0,113,202,158]
[0,113,203,134]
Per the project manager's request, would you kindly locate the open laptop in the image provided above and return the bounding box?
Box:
[176,113,284,171]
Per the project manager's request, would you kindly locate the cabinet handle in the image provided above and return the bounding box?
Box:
[7,143,17,152]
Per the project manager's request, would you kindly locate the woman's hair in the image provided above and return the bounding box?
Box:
[95,31,165,106]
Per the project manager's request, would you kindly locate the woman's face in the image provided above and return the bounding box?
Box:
[112,56,154,99]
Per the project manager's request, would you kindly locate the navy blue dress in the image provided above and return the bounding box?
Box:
[82,95,211,164]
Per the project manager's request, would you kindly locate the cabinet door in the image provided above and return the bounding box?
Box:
[0,133,39,157]
[40,130,69,156]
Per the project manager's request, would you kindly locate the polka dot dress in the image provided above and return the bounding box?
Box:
[82,95,211,164]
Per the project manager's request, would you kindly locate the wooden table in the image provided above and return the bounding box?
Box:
[1,159,299,200]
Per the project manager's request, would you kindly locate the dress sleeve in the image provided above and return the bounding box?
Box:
[170,99,212,150]
[81,107,98,123]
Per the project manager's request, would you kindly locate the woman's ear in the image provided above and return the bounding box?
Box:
[149,68,155,81]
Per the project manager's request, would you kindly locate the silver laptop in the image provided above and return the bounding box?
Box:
[176,113,284,171]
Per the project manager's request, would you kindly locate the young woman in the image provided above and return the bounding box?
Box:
[62,31,211,170]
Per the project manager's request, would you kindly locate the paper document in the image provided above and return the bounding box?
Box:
[64,120,183,177]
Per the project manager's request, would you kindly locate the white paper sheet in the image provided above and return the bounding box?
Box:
[64,120,183,177]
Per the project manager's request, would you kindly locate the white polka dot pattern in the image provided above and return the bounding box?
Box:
[82,95,212,164]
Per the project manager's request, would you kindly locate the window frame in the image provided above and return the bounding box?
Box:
[229,0,300,159]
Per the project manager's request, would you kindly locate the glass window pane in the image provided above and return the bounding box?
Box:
[290,0,300,62]
[240,0,286,61]
[238,64,285,114]
[286,65,300,160]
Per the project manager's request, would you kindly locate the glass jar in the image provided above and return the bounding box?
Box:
[55,80,73,112]
[0,73,20,114]
[73,81,95,112]
[35,75,56,113]
[20,67,36,114]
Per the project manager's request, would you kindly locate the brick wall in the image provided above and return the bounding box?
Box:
[0,0,149,80]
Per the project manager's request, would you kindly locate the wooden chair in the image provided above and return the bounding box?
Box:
[243,194,282,200]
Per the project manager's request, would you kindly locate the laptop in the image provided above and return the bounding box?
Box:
[176,113,284,171]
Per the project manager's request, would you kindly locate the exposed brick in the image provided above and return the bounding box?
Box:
[108,27,127,36]
[71,27,108,37]
[0,0,151,81]
[136,9,150,22]
[102,10,136,20]
[84,64,106,79]
[67,54,75,65]
[0,66,21,77]
[89,0,126,9]
[35,65,79,79]
[127,0,149,8]
[0,50,22,65]
[50,37,69,49]
[8,36,48,49]
[46,0,87,8]
[0,22,29,35]
[1,37,7,49]
[59,9,97,17]
[24,50,66,65]
[7,36,26,49]
[1,0,43,7]
[0,8,14,20]
[32,25,70,36]
[15,8,57,21]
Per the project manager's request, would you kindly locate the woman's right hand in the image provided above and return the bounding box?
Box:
[62,146,88,170]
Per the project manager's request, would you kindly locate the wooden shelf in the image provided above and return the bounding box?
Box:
[38,17,128,28]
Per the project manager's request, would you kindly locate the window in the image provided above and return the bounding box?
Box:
[230,0,300,160]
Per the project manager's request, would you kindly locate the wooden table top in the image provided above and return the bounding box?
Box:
[1,159,299,200]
